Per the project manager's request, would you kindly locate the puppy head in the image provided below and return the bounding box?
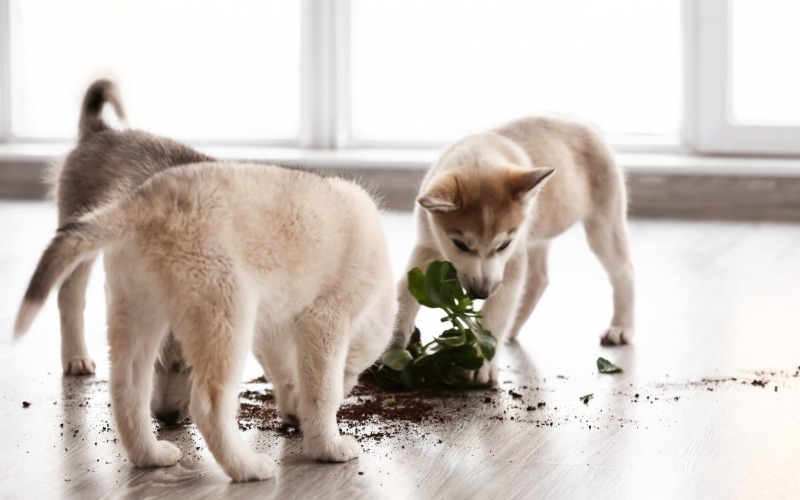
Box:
[150,332,192,426]
[417,166,554,299]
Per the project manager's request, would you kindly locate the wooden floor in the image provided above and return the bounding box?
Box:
[2,201,800,499]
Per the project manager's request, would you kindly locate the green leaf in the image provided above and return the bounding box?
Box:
[597,357,623,374]
[579,393,594,404]
[407,267,435,307]
[424,261,462,309]
[472,323,497,361]
[435,328,466,347]
[398,365,420,389]
[450,345,485,370]
[382,349,413,371]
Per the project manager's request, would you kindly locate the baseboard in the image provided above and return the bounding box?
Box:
[2,155,800,221]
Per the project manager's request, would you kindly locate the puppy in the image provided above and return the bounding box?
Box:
[393,116,635,383]
[15,161,397,481]
[49,79,209,424]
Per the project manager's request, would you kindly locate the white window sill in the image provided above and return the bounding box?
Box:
[2,142,800,178]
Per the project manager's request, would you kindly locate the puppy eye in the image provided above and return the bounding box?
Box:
[497,240,511,252]
[452,239,471,252]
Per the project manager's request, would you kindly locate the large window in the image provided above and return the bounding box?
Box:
[7,0,299,143]
[351,0,681,145]
[0,0,798,156]
[690,0,800,154]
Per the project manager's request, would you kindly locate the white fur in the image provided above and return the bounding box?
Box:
[17,163,397,481]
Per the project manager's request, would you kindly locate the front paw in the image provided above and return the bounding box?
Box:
[132,440,182,467]
[63,356,96,375]
[390,326,420,349]
[601,326,634,346]
[304,434,360,462]
[226,453,277,482]
[471,361,498,386]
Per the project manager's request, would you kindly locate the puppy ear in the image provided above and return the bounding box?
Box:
[507,167,555,201]
[417,174,461,212]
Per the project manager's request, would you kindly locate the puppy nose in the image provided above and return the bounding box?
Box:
[155,410,180,426]
[469,286,490,300]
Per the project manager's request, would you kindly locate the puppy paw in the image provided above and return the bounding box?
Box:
[133,440,182,467]
[227,453,277,482]
[64,356,96,376]
[276,386,299,427]
[305,434,360,462]
[471,362,498,386]
[279,411,299,427]
[600,326,634,346]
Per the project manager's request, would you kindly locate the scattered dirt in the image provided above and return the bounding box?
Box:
[22,401,31,408]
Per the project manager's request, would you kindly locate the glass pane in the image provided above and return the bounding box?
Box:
[10,0,299,141]
[732,0,800,125]
[351,0,680,143]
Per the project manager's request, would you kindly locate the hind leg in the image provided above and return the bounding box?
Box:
[584,214,635,345]
[58,258,96,375]
[175,288,276,482]
[252,318,299,426]
[106,285,179,467]
[508,242,551,340]
[294,303,359,462]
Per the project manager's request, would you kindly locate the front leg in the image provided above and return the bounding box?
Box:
[392,244,440,348]
[473,251,527,384]
[295,306,358,462]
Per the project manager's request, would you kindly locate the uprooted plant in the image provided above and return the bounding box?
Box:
[370,261,497,388]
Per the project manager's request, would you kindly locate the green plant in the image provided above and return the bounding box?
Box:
[373,261,497,388]
[596,357,623,374]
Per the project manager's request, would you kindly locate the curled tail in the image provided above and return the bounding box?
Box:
[14,208,129,338]
[79,79,127,139]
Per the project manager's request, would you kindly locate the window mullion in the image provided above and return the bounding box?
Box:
[301,0,348,149]
[0,0,11,142]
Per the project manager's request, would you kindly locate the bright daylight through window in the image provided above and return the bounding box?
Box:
[10,0,299,142]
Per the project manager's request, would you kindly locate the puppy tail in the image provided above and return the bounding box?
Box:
[78,79,127,139]
[14,211,128,338]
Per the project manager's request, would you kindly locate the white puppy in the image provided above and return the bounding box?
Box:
[394,116,635,383]
[15,163,397,481]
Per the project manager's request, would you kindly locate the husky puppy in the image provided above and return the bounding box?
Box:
[394,116,635,384]
[48,79,209,424]
[15,161,396,481]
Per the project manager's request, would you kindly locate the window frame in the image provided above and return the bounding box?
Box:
[0,0,11,142]
[685,0,800,155]
[0,0,797,158]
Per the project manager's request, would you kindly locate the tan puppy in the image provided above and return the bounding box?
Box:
[15,163,397,481]
[394,116,635,383]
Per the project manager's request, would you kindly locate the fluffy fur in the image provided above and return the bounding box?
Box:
[394,116,635,383]
[48,79,211,376]
[15,162,397,481]
[47,79,213,425]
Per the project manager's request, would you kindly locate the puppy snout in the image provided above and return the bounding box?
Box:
[155,410,180,426]
[469,285,490,300]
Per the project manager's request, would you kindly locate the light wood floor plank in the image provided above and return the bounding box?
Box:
[1,202,800,499]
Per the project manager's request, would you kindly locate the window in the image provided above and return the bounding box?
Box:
[1,1,798,157]
[689,0,800,154]
[350,0,681,145]
[8,0,299,143]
